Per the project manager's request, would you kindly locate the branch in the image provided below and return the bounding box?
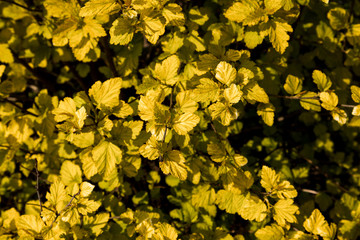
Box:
[1,98,39,117]
[99,37,119,78]
[0,0,42,12]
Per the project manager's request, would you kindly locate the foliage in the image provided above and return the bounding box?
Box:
[1,0,360,239]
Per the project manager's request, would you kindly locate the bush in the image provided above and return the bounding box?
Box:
[1,0,360,239]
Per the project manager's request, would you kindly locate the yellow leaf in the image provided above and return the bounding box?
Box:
[0,44,14,63]
[140,9,166,44]
[313,70,332,92]
[331,107,347,125]
[255,224,285,240]
[89,78,122,111]
[257,103,275,126]
[73,106,87,129]
[245,83,269,103]
[46,179,67,212]
[327,7,349,31]
[215,61,237,86]
[273,199,298,227]
[60,160,82,185]
[154,55,180,86]
[80,148,98,179]
[80,181,95,197]
[351,85,360,103]
[92,140,122,178]
[160,150,188,180]
[215,190,246,214]
[234,154,248,167]
[53,97,76,122]
[300,92,321,112]
[209,102,239,126]
[267,19,293,54]
[260,166,280,192]
[192,78,220,102]
[264,0,284,14]
[284,75,302,95]
[352,105,360,116]
[162,3,185,26]
[79,0,121,17]
[155,222,178,240]
[276,180,298,199]
[16,215,45,237]
[110,17,135,45]
[191,184,216,208]
[240,193,267,222]
[173,112,200,135]
[224,0,267,26]
[303,209,328,236]
[320,92,338,111]
[207,142,227,163]
[72,132,95,148]
[176,91,198,113]
[224,84,242,104]
[139,136,161,160]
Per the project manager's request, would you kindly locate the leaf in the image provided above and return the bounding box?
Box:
[89,78,122,111]
[261,19,292,54]
[352,105,360,116]
[46,179,67,212]
[273,199,298,226]
[92,140,122,178]
[351,85,360,103]
[176,91,198,113]
[209,102,238,126]
[0,44,14,63]
[303,209,328,236]
[73,106,87,129]
[77,198,101,215]
[162,3,185,26]
[224,84,243,104]
[261,166,280,192]
[160,150,188,180]
[139,136,161,160]
[207,142,227,163]
[110,17,135,45]
[80,149,98,179]
[84,212,109,236]
[300,92,321,111]
[245,83,269,103]
[240,194,267,222]
[264,0,284,14]
[191,184,216,208]
[255,224,285,240]
[215,61,237,86]
[284,75,302,95]
[320,92,338,111]
[140,9,166,44]
[80,181,95,197]
[154,55,180,86]
[257,103,275,126]
[313,70,332,92]
[331,107,347,125]
[79,0,121,17]
[154,222,178,239]
[16,215,45,237]
[72,132,95,148]
[60,161,82,185]
[215,190,246,214]
[173,112,200,135]
[224,0,267,26]
[327,7,349,30]
[53,97,77,122]
[192,78,220,102]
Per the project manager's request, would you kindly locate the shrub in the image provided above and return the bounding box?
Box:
[1,0,360,239]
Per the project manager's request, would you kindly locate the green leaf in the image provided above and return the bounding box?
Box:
[162,3,185,26]
[79,0,121,17]
[110,17,135,45]
[60,160,82,185]
[215,61,237,86]
[284,75,302,95]
[160,150,188,180]
[89,77,122,111]
[92,140,122,178]
[273,199,298,226]
[313,70,332,92]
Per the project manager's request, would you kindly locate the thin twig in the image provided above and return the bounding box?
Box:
[301,188,319,195]
[270,95,319,100]
[34,159,46,225]
[100,37,119,78]
[2,98,39,117]
[49,190,81,228]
